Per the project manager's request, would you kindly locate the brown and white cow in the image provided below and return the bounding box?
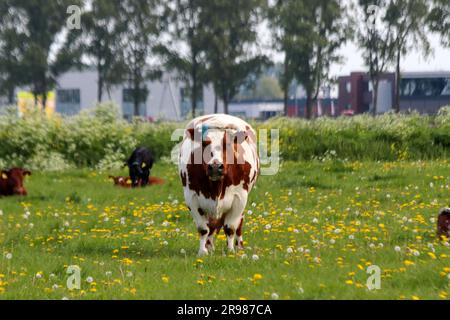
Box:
[179,114,259,256]
[0,168,31,196]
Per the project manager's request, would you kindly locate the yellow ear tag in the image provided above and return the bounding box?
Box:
[1,173,7,179]
[126,179,132,185]
[141,163,146,168]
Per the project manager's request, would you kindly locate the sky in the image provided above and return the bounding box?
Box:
[262,0,450,79]
[330,35,450,77]
[262,23,449,98]
[264,26,450,79]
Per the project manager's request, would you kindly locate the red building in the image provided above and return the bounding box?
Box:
[337,71,450,115]
[337,72,395,115]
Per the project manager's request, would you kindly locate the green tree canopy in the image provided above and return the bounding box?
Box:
[200,0,268,114]
[270,0,352,118]
[81,0,128,102]
[117,0,165,116]
[0,1,28,103]
[428,0,450,47]
[5,0,84,107]
[385,0,430,112]
[159,0,210,117]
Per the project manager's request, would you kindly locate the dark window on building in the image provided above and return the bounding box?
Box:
[363,81,369,92]
[56,89,81,116]
[122,88,147,120]
[122,88,148,103]
[57,89,80,104]
[401,77,450,97]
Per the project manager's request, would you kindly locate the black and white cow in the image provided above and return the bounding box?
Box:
[127,147,154,188]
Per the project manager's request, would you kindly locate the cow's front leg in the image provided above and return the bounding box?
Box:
[191,208,210,256]
[140,169,150,187]
[197,225,210,257]
[206,225,218,252]
[224,195,247,253]
[235,218,245,250]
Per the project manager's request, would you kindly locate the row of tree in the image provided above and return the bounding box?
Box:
[0,0,448,118]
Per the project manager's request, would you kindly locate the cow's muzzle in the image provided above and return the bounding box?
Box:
[13,187,27,196]
[207,163,224,181]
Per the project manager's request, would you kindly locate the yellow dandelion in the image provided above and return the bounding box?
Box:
[253,274,263,281]
[404,260,415,267]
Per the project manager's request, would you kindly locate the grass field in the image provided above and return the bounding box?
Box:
[0,160,449,300]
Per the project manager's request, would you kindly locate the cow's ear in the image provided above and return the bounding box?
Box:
[234,131,250,143]
[23,170,31,176]
[1,171,8,179]
[187,128,195,140]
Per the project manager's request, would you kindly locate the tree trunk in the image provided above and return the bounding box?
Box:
[133,82,140,117]
[214,92,218,114]
[192,74,197,118]
[42,76,48,111]
[283,59,289,116]
[283,89,289,117]
[133,90,140,117]
[33,91,38,108]
[372,79,379,116]
[98,73,104,102]
[223,95,229,115]
[7,87,14,104]
[42,91,48,111]
[305,92,313,120]
[394,47,401,113]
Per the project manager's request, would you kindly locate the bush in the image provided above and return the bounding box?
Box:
[0,103,449,171]
[261,110,449,161]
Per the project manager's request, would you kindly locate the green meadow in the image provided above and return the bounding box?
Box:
[1,160,449,299]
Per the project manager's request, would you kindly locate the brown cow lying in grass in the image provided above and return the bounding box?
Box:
[0,168,31,196]
[109,175,164,188]
[437,208,450,238]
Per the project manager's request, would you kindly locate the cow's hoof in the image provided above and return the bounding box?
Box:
[198,248,209,257]
[227,247,235,254]
[206,239,215,251]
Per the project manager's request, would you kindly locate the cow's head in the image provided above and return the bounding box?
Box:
[109,175,124,185]
[128,161,149,187]
[189,124,251,182]
[1,168,31,196]
[109,175,132,188]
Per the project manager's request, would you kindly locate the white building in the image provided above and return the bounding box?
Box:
[229,100,284,119]
[3,68,309,120]
[55,68,222,121]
